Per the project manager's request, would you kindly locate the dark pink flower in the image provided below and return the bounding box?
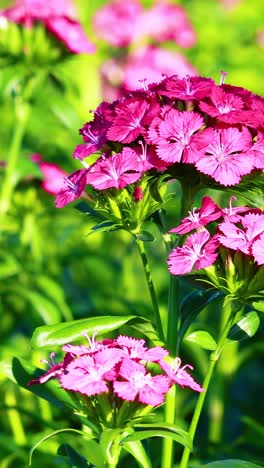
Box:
[170,196,222,235]
[55,169,88,208]
[86,148,142,190]
[32,154,67,195]
[195,127,254,185]
[168,230,219,275]
[107,96,160,144]
[199,86,245,123]
[28,352,72,386]
[113,359,170,405]
[133,186,143,202]
[160,357,204,392]
[160,75,215,101]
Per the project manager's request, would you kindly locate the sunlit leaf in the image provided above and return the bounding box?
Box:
[184,330,217,350]
[228,311,260,341]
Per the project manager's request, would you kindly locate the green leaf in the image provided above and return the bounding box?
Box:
[31,315,145,349]
[0,252,21,279]
[89,221,121,235]
[250,299,264,313]
[57,442,105,468]
[75,201,105,220]
[36,275,73,321]
[15,288,61,324]
[122,441,152,468]
[136,230,155,242]
[228,311,260,341]
[121,423,192,450]
[184,330,217,350]
[178,289,221,341]
[204,460,263,468]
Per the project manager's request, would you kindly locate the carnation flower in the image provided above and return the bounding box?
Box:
[32,154,67,195]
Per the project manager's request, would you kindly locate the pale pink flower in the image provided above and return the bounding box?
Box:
[160,358,204,392]
[168,230,219,275]
[221,196,250,222]
[113,359,170,405]
[195,127,254,186]
[86,148,142,190]
[218,213,264,255]
[250,133,264,170]
[170,196,222,235]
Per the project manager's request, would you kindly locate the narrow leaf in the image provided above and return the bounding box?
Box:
[204,460,263,468]
[122,440,152,468]
[121,429,191,449]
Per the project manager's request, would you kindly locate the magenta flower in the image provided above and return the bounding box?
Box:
[168,230,219,275]
[107,96,160,144]
[160,358,204,392]
[195,127,255,186]
[86,149,142,190]
[250,133,264,170]
[199,86,245,123]
[160,75,215,101]
[114,358,170,405]
[28,352,72,386]
[55,169,88,208]
[170,196,222,235]
[152,108,213,164]
[32,154,67,195]
[0,0,95,54]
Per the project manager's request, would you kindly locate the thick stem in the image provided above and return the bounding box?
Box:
[136,239,165,342]
[0,101,30,215]
[179,297,241,468]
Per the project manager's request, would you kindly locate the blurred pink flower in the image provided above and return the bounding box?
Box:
[32,154,67,195]
[0,0,95,54]
[55,168,88,208]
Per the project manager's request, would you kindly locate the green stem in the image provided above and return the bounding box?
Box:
[179,297,241,468]
[136,239,165,342]
[161,385,176,468]
[0,100,30,215]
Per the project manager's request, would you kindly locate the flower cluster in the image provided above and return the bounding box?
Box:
[0,0,95,54]
[29,335,203,408]
[168,196,264,303]
[55,74,264,214]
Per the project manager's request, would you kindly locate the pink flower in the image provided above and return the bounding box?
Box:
[86,149,142,190]
[221,196,250,222]
[60,348,123,395]
[168,230,219,275]
[250,133,264,170]
[107,96,160,144]
[55,169,88,208]
[160,75,215,101]
[113,359,170,405]
[195,127,255,186]
[0,0,95,54]
[151,108,213,164]
[199,86,245,123]
[160,358,204,392]
[218,212,264,256]
[116,335,168,362]
[170,196,222,235]
[32,154,67,195]
[28,352,72,386]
